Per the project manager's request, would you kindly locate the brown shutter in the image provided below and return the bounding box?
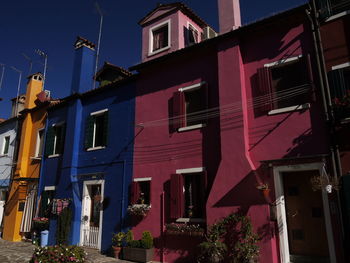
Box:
[170,174,184,219]
[172,91,185,130]
[130,182,140,204]
[257,67,273,113]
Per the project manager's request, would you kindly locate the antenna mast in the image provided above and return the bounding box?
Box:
[10,66,22,117]
[94,2,104,90]
[0,63,5,91]
[35,49,48,90]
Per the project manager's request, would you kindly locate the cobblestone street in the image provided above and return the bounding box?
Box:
[0,239,133,263]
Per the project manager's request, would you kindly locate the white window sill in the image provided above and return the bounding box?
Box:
[176,218,206,223]
[268,103,310,116]
[30,156,42,161]
[178,123,206,132]
[47,154,60,158]
[325,10,350,23]
[148,46,170,57]
[86,146,106,151]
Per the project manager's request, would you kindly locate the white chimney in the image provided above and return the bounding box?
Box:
[218,0,241,33]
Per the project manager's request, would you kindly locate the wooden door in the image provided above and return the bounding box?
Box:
[283,171,329,261]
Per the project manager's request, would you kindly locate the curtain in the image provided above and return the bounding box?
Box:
[20,184,37,233]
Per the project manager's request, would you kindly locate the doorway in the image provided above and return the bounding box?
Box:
[273,163,336,263]
[80,180,104,250]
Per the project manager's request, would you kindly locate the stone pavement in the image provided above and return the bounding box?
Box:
[0,238,134,263]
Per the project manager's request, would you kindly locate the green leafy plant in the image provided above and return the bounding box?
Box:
[125,230,134,246]
[141,231,153,249]
[56,208,72,245]
[197,212,260,263]
[30,245,87,263]
[112,232,125,247]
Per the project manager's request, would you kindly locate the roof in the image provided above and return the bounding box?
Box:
[94,62,132,81]
[138,2,209,28]
[130,4,307,71]
[74,36,96,50]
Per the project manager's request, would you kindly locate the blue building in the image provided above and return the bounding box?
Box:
[38,37,135,251]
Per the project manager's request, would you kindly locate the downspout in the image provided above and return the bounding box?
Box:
[308,0,345,239]
[120,160,126,230]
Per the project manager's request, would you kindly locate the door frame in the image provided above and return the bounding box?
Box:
[273,163,336,263]
[80,179,105,250]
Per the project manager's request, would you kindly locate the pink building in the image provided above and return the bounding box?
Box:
[129,1,344,262]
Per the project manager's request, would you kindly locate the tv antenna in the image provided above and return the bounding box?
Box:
[35,49,48,89]
[22,53,33,75]
[10,66,22,117]
[0,63,5,91]
[93,2,104,90]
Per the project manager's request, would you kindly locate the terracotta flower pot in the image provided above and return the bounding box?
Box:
[112,246,122,259]
[262,189,271,202]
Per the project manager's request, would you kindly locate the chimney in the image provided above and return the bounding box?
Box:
[70,36,95,94]
[218,0,241,33]
[24,73,43,109]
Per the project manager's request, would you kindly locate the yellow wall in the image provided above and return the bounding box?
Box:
[3,74,46,241]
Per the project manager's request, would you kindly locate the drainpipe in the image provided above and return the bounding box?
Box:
[308,0,345,241]
[120,160,126,230]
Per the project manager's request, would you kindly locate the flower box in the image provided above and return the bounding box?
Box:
[127,204,151,217]
[123,247,154,263]
[165,223,205,237]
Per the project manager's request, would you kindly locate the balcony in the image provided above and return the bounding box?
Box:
[318,0,350,19]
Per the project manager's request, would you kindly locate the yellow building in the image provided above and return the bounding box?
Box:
[3,73,48,241]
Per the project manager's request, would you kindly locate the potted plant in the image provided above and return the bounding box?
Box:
[111,232,125,259]
[123,230,154,262]
[256,183,270,200]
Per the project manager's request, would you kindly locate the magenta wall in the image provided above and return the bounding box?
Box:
[133,9,336,263]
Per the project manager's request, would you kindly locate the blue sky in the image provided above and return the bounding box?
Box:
[0,0,306,118]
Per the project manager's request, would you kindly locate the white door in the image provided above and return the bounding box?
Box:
[80,181,104,249]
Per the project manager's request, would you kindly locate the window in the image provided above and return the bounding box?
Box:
[35,129,45,157]
[170,168,206,220]
[85,109,108,150]
[39,188,55,218]
[257,55,313,115]
[2,136,10,155]
[130,178,151,205]
[328,64,350,100]
[317,0,350,19]
[45,123,66,157]
[187,24,199,46]
[149,20,170,55]
[171,82,208,132]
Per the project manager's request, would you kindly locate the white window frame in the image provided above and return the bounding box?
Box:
[175,166,206,222]
[273,163,336,263]
[264,55,311,115]
[1,135,10,155]
[178,82,207,132]
[148,19,171,56]
[331,62,350,70]
[48,122,65,158]
[87,109,108,151]
[186,22,199,46]
[34,128,45,158]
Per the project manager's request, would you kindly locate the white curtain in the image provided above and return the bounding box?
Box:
[20,184,37,233]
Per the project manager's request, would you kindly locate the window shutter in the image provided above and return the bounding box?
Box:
[57,124,66,154]
[102,112,109,146]
[170,173,184,219]
[44,126,55,157]
[130,181,140,204]
[328,69,346,100]
[257,67,273,113]
[84,115,94,149]
[172,91,185,130]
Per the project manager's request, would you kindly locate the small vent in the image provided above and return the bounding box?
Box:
[202,27,217,41]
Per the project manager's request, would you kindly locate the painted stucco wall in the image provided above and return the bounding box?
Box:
[40,83,136,252]
[0,119,18,188]
[141,10,204,62]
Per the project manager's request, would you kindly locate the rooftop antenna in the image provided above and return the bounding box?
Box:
[22,53,33,75]
[35,49,48,90]
[93,2,104,90]
[0,63,5,91]
[10,66,22,117]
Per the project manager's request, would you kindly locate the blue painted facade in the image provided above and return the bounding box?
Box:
[38,38,135,252]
